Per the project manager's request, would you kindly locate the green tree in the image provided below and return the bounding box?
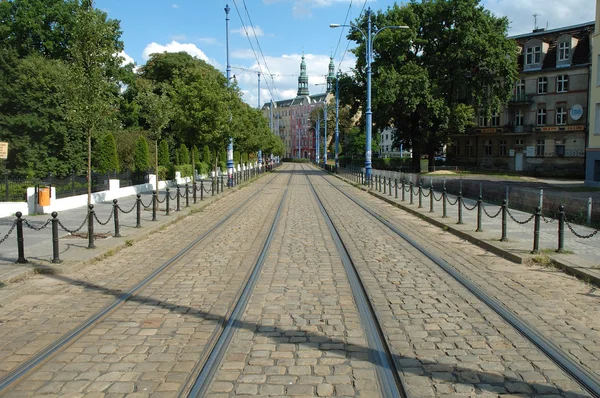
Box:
[133,136,150,173]
[158,140,170,167]
[202,145,212,165]
[178,144,190,165]
[93,132,119,174]
[65,0,124,204]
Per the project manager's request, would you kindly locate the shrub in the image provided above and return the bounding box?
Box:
[196,161,209,176]
[175,164,193,177]
[133,136,150,173]
[157,165,169,180]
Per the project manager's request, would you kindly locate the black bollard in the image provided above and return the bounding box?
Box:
[201,181,204,201]
[193,182,197,204]
[532,206,541,253]
[383,177,386,194]
[429,186,434,213]
[87,204,95,249]
[389,178,392,197]
[442,188,447,218]
[457,192,463,224]
[185,183,190,207]
[418,183,423,208]
[15,212,27,263]
[152,190,157,221]
[212,178,215,196]
[51,212,61,263]
[395,179,398,199]
[113,199,121,237]
[557,205,565,252]
[476,195,483,232]
[410,182,414,205]
[176,186,181,211]
[136,194,141,228]
[166,188,170,215]
[221,175,224,193]
[501,199,507,242]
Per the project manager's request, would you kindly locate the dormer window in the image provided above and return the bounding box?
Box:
[558,42,570,61]
[526,46,541,65]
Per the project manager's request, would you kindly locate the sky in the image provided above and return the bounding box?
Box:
[96,0,596,108]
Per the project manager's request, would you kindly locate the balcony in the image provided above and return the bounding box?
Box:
[508,94,533,105]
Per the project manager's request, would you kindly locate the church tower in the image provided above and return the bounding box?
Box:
[297,53,309,96]
[326,56,336,93]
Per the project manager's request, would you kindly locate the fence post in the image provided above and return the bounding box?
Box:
[15,212,27,263]
[532,206,541,254]
[193,181,197,204]
[221,175,224,192]
[500,199,507,242]
[458,192,463,224]
[388,178,392,197]
[442,188,447,218]
[418,183,423,208]
[557,204,565,253]
[539,189,544,214]
[409,182,414,205]
[152,191,157,221]
[166,188,170,215]
[395,179,398,199]
[383,177,387,194]
[587,196,592,227]
[476,195,483,232]
[185,183,190,207]
[212,177,215,196]
[201,181,204,201]
[505,186,509,208]
[429,186,434,213]
[176,186,181,211]
[401,179,405,202]
[113,199,121,238]
[51,211,61,263]
[87,204,95,249]
[136,194,141,228]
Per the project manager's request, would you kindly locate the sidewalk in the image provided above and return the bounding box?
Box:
[335,171,600,287]
[0,179,241,285]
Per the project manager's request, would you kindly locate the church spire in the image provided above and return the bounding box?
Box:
[326,56,335,93]
[297,52,309,96]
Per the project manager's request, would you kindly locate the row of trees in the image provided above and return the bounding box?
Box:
[340,0,518,171]
[0,0,283,202]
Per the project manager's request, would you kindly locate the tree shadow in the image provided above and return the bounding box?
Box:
[11,272,587,397]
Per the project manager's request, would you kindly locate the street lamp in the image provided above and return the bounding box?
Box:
[334,71,358,173]
[225,4,234,187]
[331,8,408,183]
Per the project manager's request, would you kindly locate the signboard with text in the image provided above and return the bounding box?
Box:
[0,142,7,159]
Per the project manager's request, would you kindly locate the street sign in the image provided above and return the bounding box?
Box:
[0,142,7,159]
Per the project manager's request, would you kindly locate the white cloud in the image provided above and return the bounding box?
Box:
[197,37,218,45]
[171,34,187,41]
[233,52,355,106]
[172,4,180,9]
[484,0,594,35]
[142,41,220,68]
[232,25,266,37]
[118,51,135,66]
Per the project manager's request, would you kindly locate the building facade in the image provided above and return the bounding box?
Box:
[587,1,600,186]
[262,55,335,159]
[450,22,593,175]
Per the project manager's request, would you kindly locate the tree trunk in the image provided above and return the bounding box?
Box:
[155,139,159,191]
[191,149,195,182]
[87,129,92,206]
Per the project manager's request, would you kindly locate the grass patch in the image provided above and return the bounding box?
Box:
[125,239,134,247]
[540,248,574,255]
[0,281,5,289]
[33,266,56,275]
[529,254,553,267]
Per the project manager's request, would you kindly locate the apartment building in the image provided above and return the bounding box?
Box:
[587,1,600,186]
[450,22,594,175]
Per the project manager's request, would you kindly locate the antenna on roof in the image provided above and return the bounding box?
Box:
[533,13,538,30]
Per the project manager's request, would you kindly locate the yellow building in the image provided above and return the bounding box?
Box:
[587,0,600,186]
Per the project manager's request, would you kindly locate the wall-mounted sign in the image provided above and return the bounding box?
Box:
[526,146,535,157]
[509,149,515,157]
[570,104,583,121]
[0,142,7,159]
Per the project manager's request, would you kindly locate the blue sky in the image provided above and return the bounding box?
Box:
[96,0,595,107]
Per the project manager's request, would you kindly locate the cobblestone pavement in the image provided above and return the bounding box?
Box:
[0,172,286,396]
[207,168,380,397]
[329,172,600,380]
[310,171,591,397]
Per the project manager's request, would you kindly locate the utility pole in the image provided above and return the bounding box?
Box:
[225,4,234,187]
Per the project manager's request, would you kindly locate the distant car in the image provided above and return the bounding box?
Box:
[434,155,446,162]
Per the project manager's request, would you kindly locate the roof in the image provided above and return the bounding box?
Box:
[261,93,329,110]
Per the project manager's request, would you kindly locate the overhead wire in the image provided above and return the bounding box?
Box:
[332,0,353,61]
[337,0,368,74]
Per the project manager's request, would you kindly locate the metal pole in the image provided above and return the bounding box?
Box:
[152,190,157,221]
[15,212,26,263]
[409,182,413,205]
[113,199,121,237]
[365,7,373,184]
[316,116,320,165]
[458,192,463,224]
[335,72,340,172]
[51,212,60,263]
[557,204,565,252]
[176,186,181,211]
[185,183,190,206]
[442,188,447,218]
[401,179,405,202]
[323,105,327,166]
[418,183,422,208]
[501,199,507,241]
[587,196,592,226]
[476,195,483,232]
[395,179,398,199]
[193,181,197,203]
[429,186,434,213]
[532,206,541,253]
[136,194,141,228]
[200,181,204,201]
[166,188,170,215]
[225,4,234,188]
[87,204,95,249]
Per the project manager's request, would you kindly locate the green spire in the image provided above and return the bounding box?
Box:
[326,56,335,93]
[297,52,309,96]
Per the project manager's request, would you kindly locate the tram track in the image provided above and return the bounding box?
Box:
[0,169,290,396]
[310,167,600,397]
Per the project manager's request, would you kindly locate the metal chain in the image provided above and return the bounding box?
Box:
[58,214,89,234]
[93,208,114,226]
[118,202,137,214]
[23,218,52,231]
[542,213,558,223]
[169,192,178,200]
[462,200,478,211]
[140,197,153,209]
[564,216,599,239]
[432,191,443,202]
[421,189,431,198]
[506,208,535,225]
[446,196,459,206]
[156,195,166,204]
[0,222,17,245]
[482,204,502,218]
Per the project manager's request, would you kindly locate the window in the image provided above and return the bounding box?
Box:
[558,42,570,61]
[515,110,524,126]
[491,111,500,127]
[484,140,493,156]
[556,143,565,157]
[514,79,525,95]
[499,140,507,156]
[556,106,567,125]
[515,139,524,146]
[538,77,547,94]
[526,46,541,65]
[453,143,460,155]
[536,139,545,156]
[479,113,488,127]
[557,75,568,92]
[466,140,474,156]
[537,108,547,125]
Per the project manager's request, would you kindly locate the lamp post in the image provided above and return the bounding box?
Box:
[315,115,320,164]
[323,105,327,166]
[331,8,408,184]
[225,4,234,187]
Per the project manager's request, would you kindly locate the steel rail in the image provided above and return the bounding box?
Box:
[0,172,279,394]
[185,167,293,397]
[319,170,600,398]
[304,168,407,398]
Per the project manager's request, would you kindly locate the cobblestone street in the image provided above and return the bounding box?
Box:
[0,164,598,397]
